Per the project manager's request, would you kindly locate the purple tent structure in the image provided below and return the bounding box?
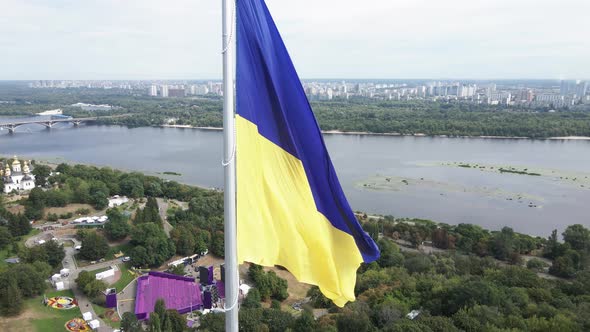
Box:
[203,290,212,309]
[134,272,202,320]
[105,288,117,308]
[216,280,225,299]
[208,266,214,284]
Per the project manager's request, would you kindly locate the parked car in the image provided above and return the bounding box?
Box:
[122,256,131,262]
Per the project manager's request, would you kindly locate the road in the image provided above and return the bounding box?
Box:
[63,247,116,332]
[156,198,173,237]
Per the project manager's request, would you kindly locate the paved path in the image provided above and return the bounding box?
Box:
[63,247,114,332]
[156,198,173,237]
[116,278,138,319]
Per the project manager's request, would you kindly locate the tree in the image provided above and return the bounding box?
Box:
[211,231,224,257]
[25,186,46,215]
[163,309,186,332]
[563,224,590,251]
[262,309,294,332]
[307,286,332,308]
[121,176,144,198]
[171,226,196,256]
[32,164,51,186]
[79,232,109,261]
[8,213,32,237]
[526,258,548,271]
[104,208,130,240]
[387,321,434,332]
[199,313,225,331]
[544,229,568,259]
[149,312,162,332]
[84,279,107,298]
[43,240,65,267]
[169,264,185,276]
[404,255,433,274]
[76,270,95,289]
[0,226,13,249]
[377,238,404,268]
[121,312,141,332]
[130,245,150,268]
[550,256,576,278]
[336,303,373,332]
[0,278,23,316]
[242,288,262,309]
[90,191,109,210]
[372,301,402,328]
[292,309,317,332]
[130,223,175,267]
[490,227,516,261]
[239,308,265,332]
[420,316,460,332]
[3,264,47,297]
[154,299,167,327]
[247,264,288,301]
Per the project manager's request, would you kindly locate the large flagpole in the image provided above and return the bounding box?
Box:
[222,0,238,331]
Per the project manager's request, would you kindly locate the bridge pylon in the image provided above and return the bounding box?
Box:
[41,121,55,129]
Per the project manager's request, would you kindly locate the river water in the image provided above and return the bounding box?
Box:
[1,121,589,237]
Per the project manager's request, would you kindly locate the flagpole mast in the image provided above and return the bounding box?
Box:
[222,0,238,331]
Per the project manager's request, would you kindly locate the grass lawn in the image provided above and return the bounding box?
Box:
[106,242,133,260]
[111,264,137,292]
[28,289,82,332]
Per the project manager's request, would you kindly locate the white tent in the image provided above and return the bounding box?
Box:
[82,311,93,321]
[51,273,61,283]
[55,281,65,290]
[88,319,100,329]
[239,283,251,296]
[60,268,70,276]
[95,268,115,280]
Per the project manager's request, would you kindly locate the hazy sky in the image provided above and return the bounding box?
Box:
[1,0,589,80]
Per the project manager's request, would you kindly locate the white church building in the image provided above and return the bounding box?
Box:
[1,157,36,193]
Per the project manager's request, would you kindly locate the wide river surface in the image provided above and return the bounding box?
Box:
[1,121,589,237]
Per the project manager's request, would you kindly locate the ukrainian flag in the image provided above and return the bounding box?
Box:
[236,0,380,307]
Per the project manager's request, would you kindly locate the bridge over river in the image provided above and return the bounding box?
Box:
[0,114,130,133]
[0,117,98,132]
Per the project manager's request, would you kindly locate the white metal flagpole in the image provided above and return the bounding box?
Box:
[222,0,238,331]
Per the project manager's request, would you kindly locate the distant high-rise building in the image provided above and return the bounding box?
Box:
[486,83,496,97]
[161,85,169,97]
[560,80,570,96]
[575,81,588,100]
[149,85,157,97]
[168,88,185,98]
[517,89,534,103]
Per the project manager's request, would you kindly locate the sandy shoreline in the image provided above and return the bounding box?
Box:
[157,125,590,140]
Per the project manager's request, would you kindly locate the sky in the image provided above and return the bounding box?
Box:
[1,0,589,80]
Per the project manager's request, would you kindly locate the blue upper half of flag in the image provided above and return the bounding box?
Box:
[236,0,380,262]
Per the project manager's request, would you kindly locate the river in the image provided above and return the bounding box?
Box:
[1,120,589,237]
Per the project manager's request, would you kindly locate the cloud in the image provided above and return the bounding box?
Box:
[0,0,588,79]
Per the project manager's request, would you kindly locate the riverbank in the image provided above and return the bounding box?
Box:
[156,124,590,140]
[0,155,219,192]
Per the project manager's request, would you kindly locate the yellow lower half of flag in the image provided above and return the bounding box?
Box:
[236,115,363,307]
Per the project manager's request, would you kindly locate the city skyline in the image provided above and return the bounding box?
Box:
[1,0,589,80]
